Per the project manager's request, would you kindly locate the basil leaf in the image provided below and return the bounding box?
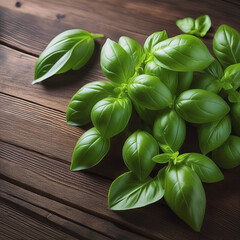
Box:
[204,60,223,79]
[144,31,168,53]
[227,90,240,103]
[108,171,164,210]
[176,17,195,35]
[198,115,231,155]
[176,72,193,96]
[164,164,206,232]
[100,39,135,85]
[212,136,240,169]
[181,153,224,183]
[153,34,214,72]
[153,109,186,152]
[118,36,144,68]
[231,102,240,136]
[122,131,159,180]
[71,128,110,171]
[213,25,240,69]
[221,63,240,90]
[128,74,172,110]
[91,97,132,138]
[145,60,178,95]
[34,29,101,84]
[191,73,221,93]
[152,153,175,164]
[66,81,115,126]
[175,89,230,123]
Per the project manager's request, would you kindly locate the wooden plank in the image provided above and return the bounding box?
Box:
[1,141,240,240]
[0,179,149,240]
[1,0,240,56]
[0,200,78,240]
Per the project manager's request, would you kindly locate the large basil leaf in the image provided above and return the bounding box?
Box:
[71,128,110,171]
[198,115,231,154]
[191,73,221,93]
[108,171,164,210]
[100,39,135,85]
[212,135,240,169]
[176,71,193,96]
[231,102,240,136]
[221,63,240,90]
[176,15,211,37]
[213,25,240,69]
[118,36,144,68]
[144,31,168,53]
[33,29,101,84]
[164,164,206,232]
[128,74,172,110]
[66,81,115,126]
[153,34,214,72]
[204,60,223,79]
[181,153,224,183]
[175,89,230,123]
[145,61,178,95]
[122,131,159,180]
[91,97,132,138]
[153,109,186,153]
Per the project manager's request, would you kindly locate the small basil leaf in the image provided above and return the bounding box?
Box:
[100,39,135,85]
[212,136,240,169]
[204,60,223,79]
[231,102,240,136]
[71,128,110,171]
[153,109,186,152]
[34,29,99,84]
[122,131,159,180]
[213,25,240,69]
[145,60,178,95]
[198,115,231,155]
[144,31,168,53]
[152,153,173,164]
[91,97,132,138]
[153,34,214,72]
[191,73,221,93]
[66,81,115,126]
[118,36,144,68]
[227,90,240,103]
[176,72,193,96]
[108,171,164,210]
[195,15,211,37]
[128,74,172,110]
[181,153,224,183]
[164,164,206,232]
[175,89,230,123]
[221,63,240,90]
[176,17,195,35]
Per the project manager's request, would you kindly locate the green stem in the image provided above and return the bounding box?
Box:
[91,33,104,39]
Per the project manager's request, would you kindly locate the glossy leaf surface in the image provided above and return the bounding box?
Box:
[144,31,168,53]
[176,71,193,96]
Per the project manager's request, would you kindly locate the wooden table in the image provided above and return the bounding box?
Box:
[0,0,240,239]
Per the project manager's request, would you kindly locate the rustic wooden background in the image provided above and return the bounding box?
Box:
[0,0,240,239]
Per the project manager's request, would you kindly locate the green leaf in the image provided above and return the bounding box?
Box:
[176,71,193,96]
[227,90,240,103]
[212,135,240,169]
[213,24,240,69]
[71,128,110,171]
[122,131,159,180]
[153,34,214,72]
[66,81,115,126]
[118,36,144,68]
[144,31,168,53]
[221,63,240,90]
[152,153,177,164]
[91,97,132,138]
[181,153,224,183]
[198,115,231,155]
[100,39,135,85]
[164,164,206,232]
[191,73,221,93]
[176,17,195,35]
[204,60,223,79]
[175,89,230,123]
[33,29,100,84]
[231,102,240,136]
[145,60,178,95]
[108,171,164,210]
[128,74,172,110]
[153,109,186,152]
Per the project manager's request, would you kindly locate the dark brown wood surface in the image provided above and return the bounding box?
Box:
[0,0,240,239]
